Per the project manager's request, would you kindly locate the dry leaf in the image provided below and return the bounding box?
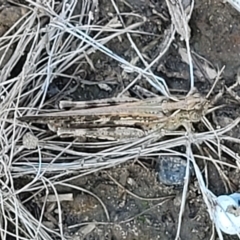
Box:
[178,47,189,64]
[179,47,217,80]
[202,62,218,80]
[98,83,112,91]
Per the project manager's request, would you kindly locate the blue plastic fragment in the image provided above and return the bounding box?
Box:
[157,156,192,186]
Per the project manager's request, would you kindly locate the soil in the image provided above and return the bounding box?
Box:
[2,0,240,239]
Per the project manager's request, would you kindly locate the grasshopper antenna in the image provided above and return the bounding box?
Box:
[204,66,226,114]
[206,66,225,100]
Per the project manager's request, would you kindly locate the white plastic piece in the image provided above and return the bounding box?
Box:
[214,193,240,235]
[226,0,240,12]
[229,193,240,204]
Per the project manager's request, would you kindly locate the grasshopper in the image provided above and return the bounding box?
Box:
[18,92,211,141]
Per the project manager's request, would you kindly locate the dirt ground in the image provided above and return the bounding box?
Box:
[2,0,240,239]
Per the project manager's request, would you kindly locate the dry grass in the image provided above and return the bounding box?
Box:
[0,0,240,239]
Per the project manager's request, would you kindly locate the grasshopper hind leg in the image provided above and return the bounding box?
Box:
[55,126,147,141]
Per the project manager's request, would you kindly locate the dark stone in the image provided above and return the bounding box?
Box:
[156,156,193,186]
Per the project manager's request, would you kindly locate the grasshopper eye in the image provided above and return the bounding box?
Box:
[190,112,201,121]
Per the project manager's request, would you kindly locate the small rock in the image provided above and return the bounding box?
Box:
[22,132,38,149]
